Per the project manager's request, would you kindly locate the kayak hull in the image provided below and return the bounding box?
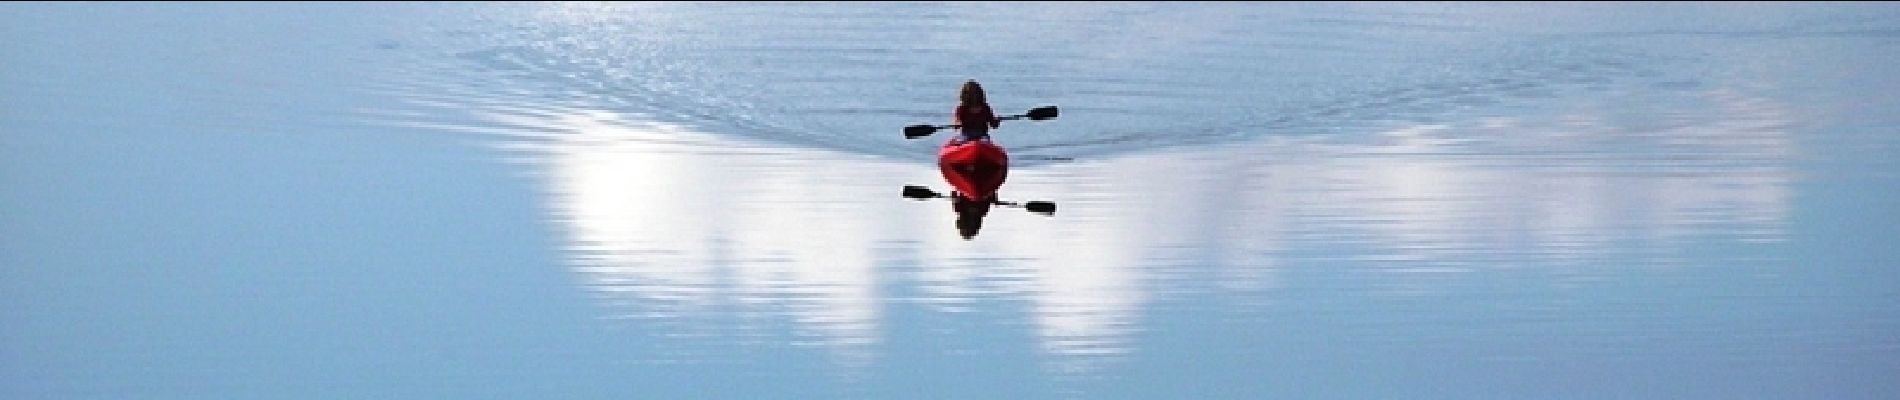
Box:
[938,139,1008,202]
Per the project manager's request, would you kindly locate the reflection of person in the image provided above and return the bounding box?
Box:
[953,80,1001,143]
[952,194,992,240]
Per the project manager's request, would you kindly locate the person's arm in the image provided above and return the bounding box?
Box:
[987,107,1001,129]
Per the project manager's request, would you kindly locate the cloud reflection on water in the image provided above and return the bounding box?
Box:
[507,83,1791,373]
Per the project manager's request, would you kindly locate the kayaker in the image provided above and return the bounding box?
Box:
[952,79,1001,143]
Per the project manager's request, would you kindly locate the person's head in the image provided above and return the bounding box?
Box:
[959,79,987,106]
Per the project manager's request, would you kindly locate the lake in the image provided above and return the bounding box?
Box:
[5,2,1898,399]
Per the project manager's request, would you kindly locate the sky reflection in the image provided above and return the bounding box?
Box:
[9,2,1890,398]
[509,81,1791,373]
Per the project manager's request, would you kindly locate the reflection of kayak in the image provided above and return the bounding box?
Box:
[938,138,1008,202]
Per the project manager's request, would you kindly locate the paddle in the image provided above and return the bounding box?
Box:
[904,106,1059,139]
[902,185,1057,215]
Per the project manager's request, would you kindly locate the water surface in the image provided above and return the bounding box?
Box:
[5,2,1899,399]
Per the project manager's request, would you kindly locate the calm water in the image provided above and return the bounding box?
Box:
[6,2,1899,399]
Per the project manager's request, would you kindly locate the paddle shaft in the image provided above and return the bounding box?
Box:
[933,113,1035,130]
[903,185,1055,214]
[904,106,1057,139]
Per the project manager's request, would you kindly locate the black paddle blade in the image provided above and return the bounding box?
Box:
[1024,201,1057,214]
[1024,106,1059,121]
[902,185,941,200]
[904,125,940,139]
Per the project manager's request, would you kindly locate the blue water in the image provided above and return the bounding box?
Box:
[5,2,1899,399]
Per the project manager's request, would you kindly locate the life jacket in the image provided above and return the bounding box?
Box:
[955,104,997,139]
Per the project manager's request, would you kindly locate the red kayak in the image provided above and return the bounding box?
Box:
[938,137,1009,202]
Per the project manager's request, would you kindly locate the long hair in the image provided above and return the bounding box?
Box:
[959,80,988,107]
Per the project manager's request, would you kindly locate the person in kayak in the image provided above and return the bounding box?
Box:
[952,79,1001,143]
[945,79,1005,240]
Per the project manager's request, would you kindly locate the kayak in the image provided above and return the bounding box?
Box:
[938,137,1009,202]
[897,105,1058,239]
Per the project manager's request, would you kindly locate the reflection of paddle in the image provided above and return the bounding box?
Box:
[903,185,1056,215]
[904,106,1059,139]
